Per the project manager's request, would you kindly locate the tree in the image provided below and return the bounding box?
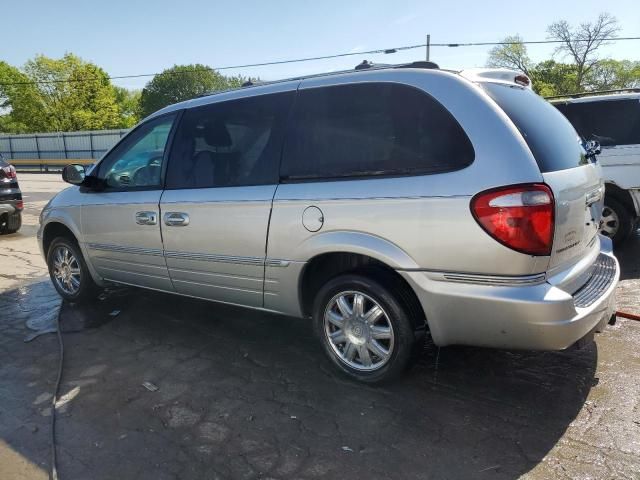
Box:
[584,59,640,91]
[528,61,580,97]
[547,13,620,90]
[0,54,123,133]
[139,64,245,117]
[486,35,532,76]
[114,86,141,128]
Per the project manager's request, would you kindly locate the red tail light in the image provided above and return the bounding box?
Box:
[0,165,17,179]
[471,184,554,256]
[16,200,24,210]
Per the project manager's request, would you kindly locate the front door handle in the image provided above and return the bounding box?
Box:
[164,212,190,227]
[135,211,157,225]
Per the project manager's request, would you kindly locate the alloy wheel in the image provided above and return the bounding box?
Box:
[51,245,81,295]
[324,291,395,371]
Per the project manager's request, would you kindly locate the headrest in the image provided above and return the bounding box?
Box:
[203,120,232,147]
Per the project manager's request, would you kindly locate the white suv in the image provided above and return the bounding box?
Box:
[551,90,640,245]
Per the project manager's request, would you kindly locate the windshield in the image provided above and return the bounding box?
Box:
[483,83,588,173]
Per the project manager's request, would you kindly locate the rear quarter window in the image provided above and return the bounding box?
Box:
[281,82,474,180]
[483,83,588,173]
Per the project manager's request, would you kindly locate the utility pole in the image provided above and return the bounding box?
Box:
[426,34,431,61]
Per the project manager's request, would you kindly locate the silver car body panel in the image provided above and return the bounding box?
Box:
[81,189,172,291]
[160,185,276,307]
[38,67,619,350]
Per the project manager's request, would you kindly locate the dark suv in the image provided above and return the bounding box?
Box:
[0,153,23,234]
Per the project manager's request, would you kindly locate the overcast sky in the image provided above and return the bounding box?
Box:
[3,0,639,89]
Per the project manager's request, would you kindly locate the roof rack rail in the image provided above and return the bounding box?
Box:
[545,88,640,100]
[355,60,439,70]
[196,60,442,99]
[397,60,440,69]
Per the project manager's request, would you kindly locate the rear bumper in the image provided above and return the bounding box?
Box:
[0,186,23,215]
[400,242,619,350]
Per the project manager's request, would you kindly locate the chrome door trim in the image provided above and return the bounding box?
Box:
[86,243,164,257]
[265,259,291,267]
[87,243,291,267]
[408,270,547,286]
[164,250,263,266]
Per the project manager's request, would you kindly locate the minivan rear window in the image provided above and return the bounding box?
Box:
[483,83,588,173]
[554,99,640,147]
[281,82,474,181]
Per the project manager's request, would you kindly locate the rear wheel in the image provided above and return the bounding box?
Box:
[6,211,21,233]
[47,237,99,303]
[1,212,21,234]
[313,273,418,383]
[600,197,633,246]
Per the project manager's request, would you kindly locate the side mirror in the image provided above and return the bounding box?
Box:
[62,164,86,185]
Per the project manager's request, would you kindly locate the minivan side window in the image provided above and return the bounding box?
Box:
[97,114,176,190]
[166,91,294,189]
[555,99,640,147]
[280,82,474,181]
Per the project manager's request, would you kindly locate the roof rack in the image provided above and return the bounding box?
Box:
[545,88,640,101]
[196,60,441,98]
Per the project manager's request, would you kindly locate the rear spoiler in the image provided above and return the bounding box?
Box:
[459,68,532,90]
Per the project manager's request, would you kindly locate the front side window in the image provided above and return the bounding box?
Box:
[280,82,474,180]
[166,91,294,189]
[98,114,176,189]
[555,99,640,147]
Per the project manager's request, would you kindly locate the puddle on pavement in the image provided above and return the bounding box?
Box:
[24,287,133,342]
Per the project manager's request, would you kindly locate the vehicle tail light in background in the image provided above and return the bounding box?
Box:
[16,200,24,210]
[0,165,17,179]
[471,184,554,256]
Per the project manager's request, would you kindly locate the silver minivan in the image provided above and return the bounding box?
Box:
[39,63,619,382]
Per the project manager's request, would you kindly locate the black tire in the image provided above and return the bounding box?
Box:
[601,196,633,246]
[47,236,100,303]
[312,273,418,383]
[5,211,21,234]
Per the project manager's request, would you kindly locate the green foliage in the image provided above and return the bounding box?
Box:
[114,86,141,128]
[0,61,45,133]
[0,54,125,133]
[584,59,640,91]
[139,64,246,117]
[529,61,580,97]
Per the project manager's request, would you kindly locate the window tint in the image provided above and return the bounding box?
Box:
[555,99,640,147]
[98,114,176,189]
[280,83,474,180]
[166,91,294,189]
[483,83,587,173]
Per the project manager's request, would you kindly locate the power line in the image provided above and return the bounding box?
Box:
[1,36,639,87]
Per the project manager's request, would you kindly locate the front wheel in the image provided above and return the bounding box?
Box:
[47,237,99,303]
[313,274,417,383]
[600,197,633,246]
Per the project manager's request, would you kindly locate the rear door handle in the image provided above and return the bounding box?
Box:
[135,211,157,225]
[164,212,190,227]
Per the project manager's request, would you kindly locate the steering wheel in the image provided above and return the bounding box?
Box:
[132,155,163,186]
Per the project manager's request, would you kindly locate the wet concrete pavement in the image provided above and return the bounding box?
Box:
[1,174,639,479]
